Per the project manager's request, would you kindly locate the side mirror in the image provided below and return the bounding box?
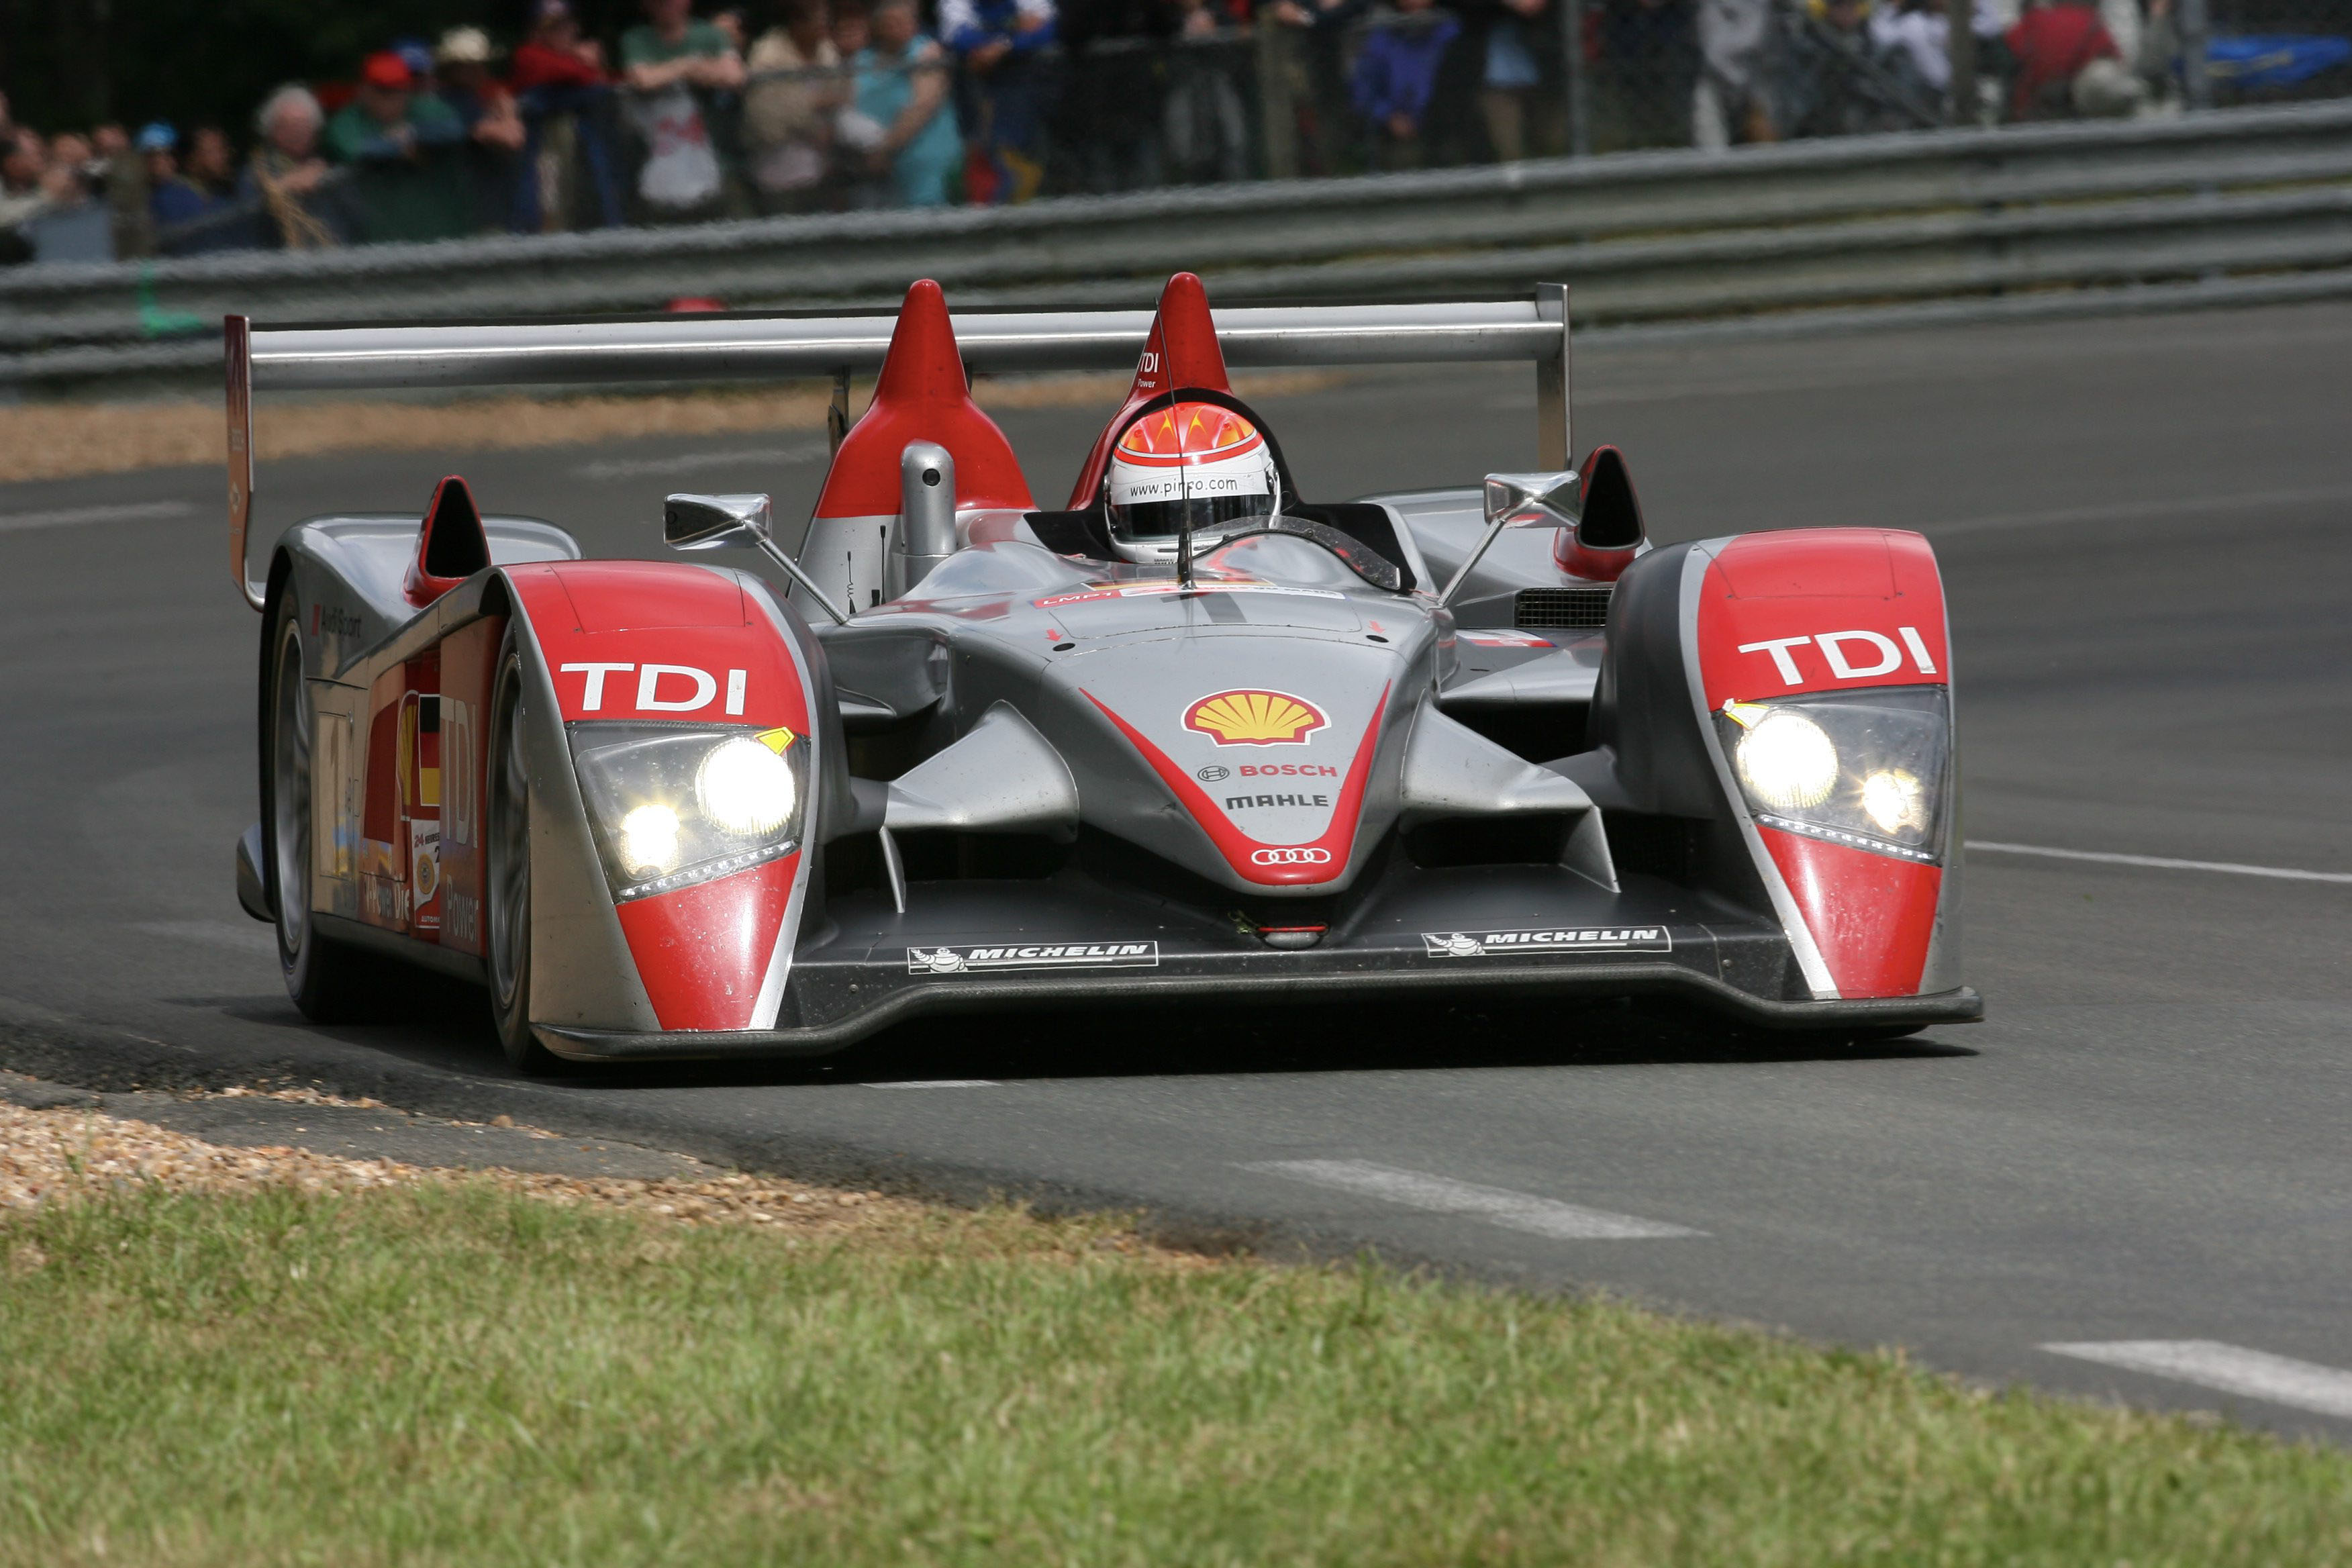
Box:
[1482,470,1579,531]
[664,493,773,552]
[1441,469,1579,608]
[661,490,852,628]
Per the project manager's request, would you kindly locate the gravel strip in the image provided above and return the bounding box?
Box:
[0,1098,918,1236]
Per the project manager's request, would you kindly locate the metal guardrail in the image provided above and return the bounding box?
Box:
[11,99,2352,386]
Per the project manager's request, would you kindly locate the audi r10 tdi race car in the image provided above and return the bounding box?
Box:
[228,273,1979,1069]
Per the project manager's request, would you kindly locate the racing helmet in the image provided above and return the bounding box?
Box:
[1104,401,1279,563]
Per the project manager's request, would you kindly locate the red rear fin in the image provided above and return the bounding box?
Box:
[405,475,492,607]
[811,279,1033,518]
[1066,271,1232,509]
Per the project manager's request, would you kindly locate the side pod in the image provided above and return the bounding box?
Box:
[1589,529,1959,1002]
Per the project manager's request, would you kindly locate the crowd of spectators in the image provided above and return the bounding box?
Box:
[0,0,2289,264]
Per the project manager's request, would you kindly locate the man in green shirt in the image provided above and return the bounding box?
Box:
[618,0,748,214]
[621,0,749,89]
[323,51,471,243]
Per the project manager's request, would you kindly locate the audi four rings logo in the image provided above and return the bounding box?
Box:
[1250,846,1332,866]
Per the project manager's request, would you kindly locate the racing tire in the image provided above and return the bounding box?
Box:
[485,635,562,1074]
[264,597,372,1022]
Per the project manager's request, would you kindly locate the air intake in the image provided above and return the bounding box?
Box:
[1514,586,1613,630]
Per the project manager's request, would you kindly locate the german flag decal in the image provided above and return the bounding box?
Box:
[1183,690,1328,746]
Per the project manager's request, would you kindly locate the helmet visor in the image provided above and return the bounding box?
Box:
[1109,486,1273,541]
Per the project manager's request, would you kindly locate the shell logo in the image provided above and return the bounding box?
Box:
[1184,689,1328,746]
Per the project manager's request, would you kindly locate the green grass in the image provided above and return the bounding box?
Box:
[2,1184,2348,1567]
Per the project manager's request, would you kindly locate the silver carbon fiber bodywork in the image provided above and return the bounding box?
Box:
[232,284,1979,1061]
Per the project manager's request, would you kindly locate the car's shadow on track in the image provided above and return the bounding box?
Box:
[221,971,1975,1093]
[813,997,1978,1088]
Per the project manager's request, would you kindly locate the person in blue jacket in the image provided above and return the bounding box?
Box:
[940,0,1057,201]
[1350,0,1462,168]
[148,124,259,253]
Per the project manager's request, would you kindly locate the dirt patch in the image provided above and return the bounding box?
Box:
[0,1098,920,1237]
[0,371,1342,485]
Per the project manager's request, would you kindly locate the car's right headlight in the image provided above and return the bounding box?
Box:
[569,722,805,901]
[1716,687,1949,862]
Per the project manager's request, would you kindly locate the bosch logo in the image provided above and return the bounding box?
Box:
[1250,846,1332,867]
[1196,765,1230,783]
[1239,763,1338,778]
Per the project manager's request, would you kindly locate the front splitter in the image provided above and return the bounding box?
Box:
[534,961,1983,1061]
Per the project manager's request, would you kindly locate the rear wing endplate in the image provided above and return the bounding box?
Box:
[227,284,1571,611]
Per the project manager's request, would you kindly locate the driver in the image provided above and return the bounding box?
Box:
[1103,401,1281,565]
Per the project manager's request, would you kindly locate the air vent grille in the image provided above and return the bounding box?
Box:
[1514,587,1613,630]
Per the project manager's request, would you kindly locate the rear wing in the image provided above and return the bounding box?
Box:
[226,285,1572,610]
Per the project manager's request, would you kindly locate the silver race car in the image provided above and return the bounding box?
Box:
[228,273,1978,1069]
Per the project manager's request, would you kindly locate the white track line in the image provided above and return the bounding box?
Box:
[2044,1341,2352,1421]
[861,1079,999,1089]
[1967,840,2352,885]
[0,499,195,534]
[1244,1159,1702,1240]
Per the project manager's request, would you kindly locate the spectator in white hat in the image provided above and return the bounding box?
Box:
[438,25,530,231]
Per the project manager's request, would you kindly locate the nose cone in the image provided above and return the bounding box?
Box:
[1050,632,1414,893]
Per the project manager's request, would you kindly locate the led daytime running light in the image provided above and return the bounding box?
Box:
[612,838,799,901]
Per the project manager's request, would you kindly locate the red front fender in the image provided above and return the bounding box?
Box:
[506,560,828,1032]
[1693,529,1955,999]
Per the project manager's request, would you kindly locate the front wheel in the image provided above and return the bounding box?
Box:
[485,636,561,1073]
[266,598,371,1021]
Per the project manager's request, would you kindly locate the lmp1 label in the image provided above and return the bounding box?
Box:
[1422,928,1672,958]
[907,942,1160,975]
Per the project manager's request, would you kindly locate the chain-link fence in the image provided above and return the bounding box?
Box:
[10,0,2352,266]
[493,0,2352,219]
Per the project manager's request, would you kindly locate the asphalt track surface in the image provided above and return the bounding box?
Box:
[3,301,2349,1438]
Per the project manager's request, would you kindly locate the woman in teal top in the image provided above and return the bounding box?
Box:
[856,0,963,207]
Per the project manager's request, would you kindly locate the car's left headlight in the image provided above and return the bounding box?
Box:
[1716,687,1949,862]
[570,723,805,901]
